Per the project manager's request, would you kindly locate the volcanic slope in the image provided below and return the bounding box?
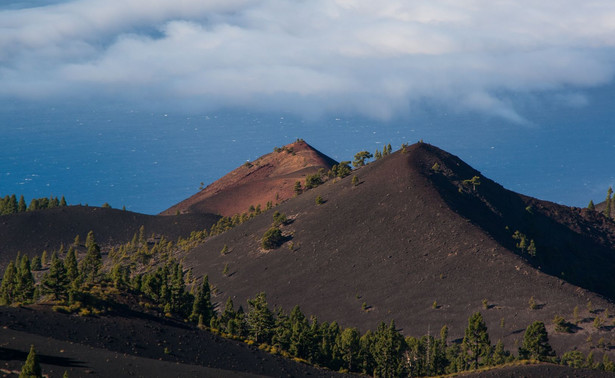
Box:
[0,206,220,269]
[0,305,347,377]
[161,140,337,217]
[182,142,615,356]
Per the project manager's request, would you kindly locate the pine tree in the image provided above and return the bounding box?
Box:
[15,255,35,303]
[372,320,406,377]
[338,327,360,371]
[190,275,214,324]
[64,247,79,281]
[40,251,47,267]
[353,151,373,168]
[18,195,26,213]
[27,199,38,211]
[462,312,491,369]
[518,321,554,361]
[492,339,510,365]
[85,230,96,250]
[43,252,69,300]
[605,187,613,218]
[247,292,275,343]
[5,194,18,214]
[79,232,101,282]
[0,262,17,305]
[20,345,42,378]
[588,200,595,210]
[288,305,311,359]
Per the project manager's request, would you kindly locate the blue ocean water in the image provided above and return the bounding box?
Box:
[0,86,614,215]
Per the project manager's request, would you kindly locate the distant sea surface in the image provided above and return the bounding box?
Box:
[1,86,614,215]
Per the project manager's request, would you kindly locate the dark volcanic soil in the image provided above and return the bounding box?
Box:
[180,143,615,358]
[0,306,348,377]
[460,363,615,377]
[0,206,219,269]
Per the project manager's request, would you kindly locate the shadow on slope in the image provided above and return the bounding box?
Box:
[0,306,347,378]
[0,206,220,269]
[417,143,615,299]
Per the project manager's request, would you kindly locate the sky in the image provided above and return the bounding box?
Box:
[1,0,615,214]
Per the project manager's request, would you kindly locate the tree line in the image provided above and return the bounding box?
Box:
[0,194,67,215]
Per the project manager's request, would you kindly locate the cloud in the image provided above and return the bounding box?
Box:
[1,0,615,121]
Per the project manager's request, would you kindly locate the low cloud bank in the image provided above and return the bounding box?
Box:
[2,0,615,121]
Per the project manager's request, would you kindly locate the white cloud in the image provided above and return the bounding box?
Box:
[1,0,615,121]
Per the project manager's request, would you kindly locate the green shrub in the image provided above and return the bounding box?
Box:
[553,315,571,333]
[262,227,283,250]
[305,174,323,189]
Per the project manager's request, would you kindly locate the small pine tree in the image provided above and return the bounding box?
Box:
[80,232,101,282]
[352,176,359,186]
[293,181,302,196]
[605,187,613,218]
[18,195,27,213]
[64,247,79,282]
[529,296,538,310]
[42,251,69,300]
[20,345,42,378]
[262,227,283,249]
[588,200,595,210]
[315,195,324,205]
[0,262,17,305]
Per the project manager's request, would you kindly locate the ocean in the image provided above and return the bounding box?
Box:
[1,86,614,214]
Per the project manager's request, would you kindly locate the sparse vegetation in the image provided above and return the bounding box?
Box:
[315,195,324,205]
[512,231,537,257]
[462,176,481,191]
[528,296,537,310]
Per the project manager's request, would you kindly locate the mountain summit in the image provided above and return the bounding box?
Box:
[161,140,337,217]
